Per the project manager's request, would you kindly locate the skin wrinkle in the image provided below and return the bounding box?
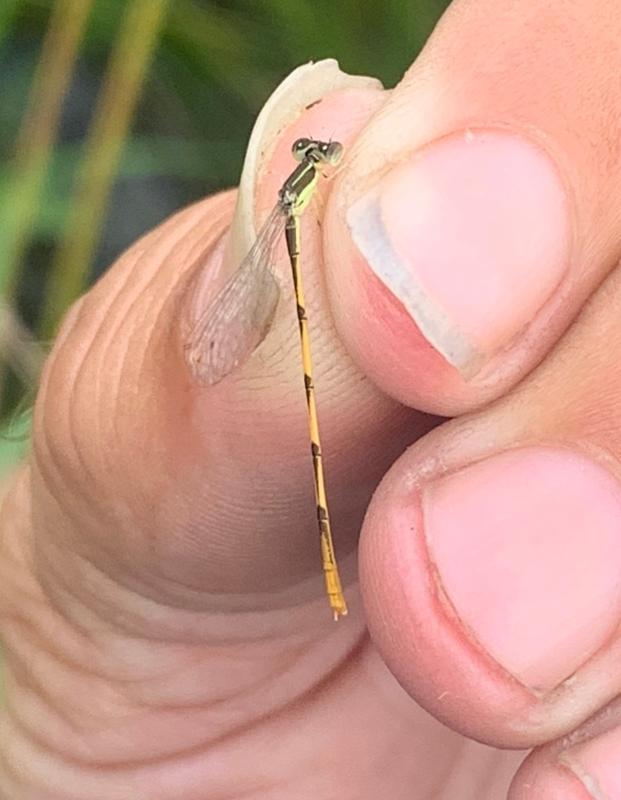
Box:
[2,575,136,693]
[2,506,370,776]
[34,476,101,603]
[42,508,295,625]
[36,198,226,521]
[1,608,132,728]
[45,225,171,497]
[128,242,211,406]
[101,206,221,406]
[3,692,126,781]
[35,432,132,605]
[33,206,259,606]
[2,618,92,714]
[2,648,302,780]
[1,521,145,680]
[34,408,93,542]
[36,527,288,641]
[4,595,195,704]
[46,470,156,596]
[2,562,369,776]
[4,678,206,774]
[36,539,168,641]
[0,733,275,800]
[121,631,372,773]
[35,390,87,520]
[102,625,358,712]
[4,650,127,747]
[0,718,98,799]
[0,738,56,799]
[3,680,117,772]
[123,655,295,713]
[67,240,177,494]
[0,733,31,794]
[32,476,113,596]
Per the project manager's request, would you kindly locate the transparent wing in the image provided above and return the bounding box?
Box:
[185,204,285,385]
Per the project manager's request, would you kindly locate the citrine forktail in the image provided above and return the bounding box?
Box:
[186,138,348,619]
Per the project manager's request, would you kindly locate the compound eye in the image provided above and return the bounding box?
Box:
[292,137,311,161]
[324,141,343,165]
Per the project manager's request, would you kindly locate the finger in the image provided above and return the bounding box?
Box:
[31,62,431,636]
[360,252,621,749]
[509,698,621,798]
[325,0,621,415]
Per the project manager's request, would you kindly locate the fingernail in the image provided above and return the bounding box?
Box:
[423,448,621,691]
[347,129,571,374]
[562,727,621,798]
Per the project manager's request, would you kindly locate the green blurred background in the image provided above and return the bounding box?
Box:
[0,0,450,475]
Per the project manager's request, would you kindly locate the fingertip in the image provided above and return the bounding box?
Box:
[510,753,598,800]
[324,0,621,418]
[232,59,384,271]
[360,429,621,755]
[358,459,538,748]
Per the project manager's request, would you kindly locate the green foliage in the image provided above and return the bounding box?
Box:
[0,406,31,474]
[0,0,450,472]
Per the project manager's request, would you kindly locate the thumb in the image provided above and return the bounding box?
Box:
[32,61,427,633]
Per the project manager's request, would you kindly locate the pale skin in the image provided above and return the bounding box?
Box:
[3,0,621,797]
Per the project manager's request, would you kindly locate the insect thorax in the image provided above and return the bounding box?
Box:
[279,157,319,216]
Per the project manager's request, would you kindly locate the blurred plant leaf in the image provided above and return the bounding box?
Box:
[0,136,239,239]
[0,0,20,51]
[40,0,170,339]
[0,0,92,301]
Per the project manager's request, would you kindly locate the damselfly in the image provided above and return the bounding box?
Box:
[186,138,348,619]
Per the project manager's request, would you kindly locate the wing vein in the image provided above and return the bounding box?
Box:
[185,203,286,385]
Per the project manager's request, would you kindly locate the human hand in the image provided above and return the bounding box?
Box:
[3,1,621,797]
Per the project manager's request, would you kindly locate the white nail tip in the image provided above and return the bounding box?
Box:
[230,59,383,270]
[346,191,484,375]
